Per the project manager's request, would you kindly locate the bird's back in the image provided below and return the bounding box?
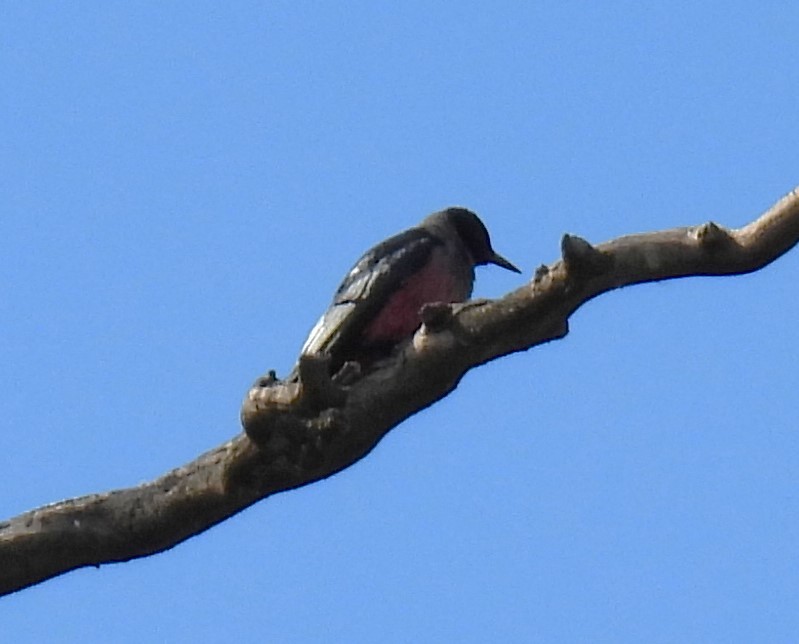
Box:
[300,226,446,372]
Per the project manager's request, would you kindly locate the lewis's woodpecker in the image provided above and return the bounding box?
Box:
[297,207,520,377]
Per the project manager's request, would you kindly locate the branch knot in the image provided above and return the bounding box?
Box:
[561,234,612,276]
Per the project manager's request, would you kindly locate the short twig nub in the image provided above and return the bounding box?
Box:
[693,221,731,248]
[561,234,611,275]
[533,264,550,283]
[297,354,348,410]
[420,302,454,332]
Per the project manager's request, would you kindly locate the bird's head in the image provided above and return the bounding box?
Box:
[439,207,521,273]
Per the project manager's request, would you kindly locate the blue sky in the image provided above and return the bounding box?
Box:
[2,3,799,642]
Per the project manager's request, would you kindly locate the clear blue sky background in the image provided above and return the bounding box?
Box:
[2,3,798,642]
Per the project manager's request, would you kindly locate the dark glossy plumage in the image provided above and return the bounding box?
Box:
[297,207,519,376]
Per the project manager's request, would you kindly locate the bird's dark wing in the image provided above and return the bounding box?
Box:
[301,227,442,360]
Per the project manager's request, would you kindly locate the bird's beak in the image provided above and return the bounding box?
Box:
[490,251,522,274]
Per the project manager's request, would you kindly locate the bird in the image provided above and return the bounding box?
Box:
[294,207,520,379]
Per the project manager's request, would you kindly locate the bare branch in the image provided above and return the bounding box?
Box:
[2,187,798,596]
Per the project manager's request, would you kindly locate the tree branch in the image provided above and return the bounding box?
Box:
[2,187,798,596]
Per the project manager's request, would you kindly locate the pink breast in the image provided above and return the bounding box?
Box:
[362,254,468,344]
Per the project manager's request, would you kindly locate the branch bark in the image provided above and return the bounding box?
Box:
[2,187,798,596]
